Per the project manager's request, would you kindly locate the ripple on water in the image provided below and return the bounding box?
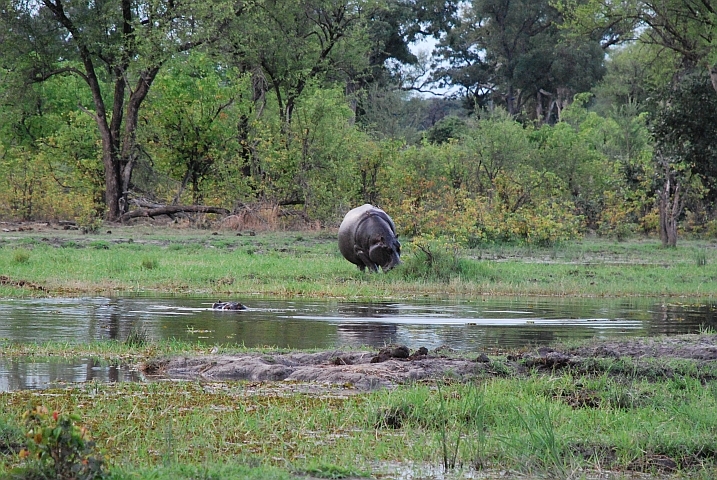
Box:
[2,295,716,391]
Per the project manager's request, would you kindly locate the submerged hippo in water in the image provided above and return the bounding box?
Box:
[212,301,247,311]
[338,204,401,273]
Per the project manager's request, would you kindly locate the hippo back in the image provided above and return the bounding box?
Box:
[338,204,401,272]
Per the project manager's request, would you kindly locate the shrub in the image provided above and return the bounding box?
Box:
[16,405,106,479]
[77,211,103,234]
[400,240,467,282]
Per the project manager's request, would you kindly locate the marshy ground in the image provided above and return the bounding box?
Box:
[2,220,717,479]
[5,333,717,479]
[146,333,717,392]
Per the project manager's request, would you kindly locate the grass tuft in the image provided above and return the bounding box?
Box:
[141,257,159,270]
[695,249,708,267]
[12,249,30,264]
[125,327,151,347]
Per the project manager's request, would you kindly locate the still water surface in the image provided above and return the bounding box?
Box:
[1,295,716,391]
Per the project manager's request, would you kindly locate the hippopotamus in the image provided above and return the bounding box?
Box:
[338,204,401,272]
[212,301,247,311]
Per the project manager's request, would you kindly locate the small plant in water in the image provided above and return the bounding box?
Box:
[17,405,106,479]
[698,323,716,335]
[436,382,462,471]
[435,382,486,472]
[125,326,150,346]
[513,404,572,477]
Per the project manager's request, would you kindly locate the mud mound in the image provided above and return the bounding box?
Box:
[143,334,717,391]
[144,347,486,390]
[571,333,717,360]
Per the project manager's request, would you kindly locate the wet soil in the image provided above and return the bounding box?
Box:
[143,333,717,391]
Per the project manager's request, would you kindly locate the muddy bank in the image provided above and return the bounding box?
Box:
[143,333,717,390]
[143,346,482,390]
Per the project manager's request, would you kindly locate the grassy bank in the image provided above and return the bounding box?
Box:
[2,338,717,479]
[1,225,716,298]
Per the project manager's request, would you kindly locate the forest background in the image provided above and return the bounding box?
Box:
[1,0,717,249]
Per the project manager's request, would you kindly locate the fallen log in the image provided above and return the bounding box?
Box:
[120,205,230,222]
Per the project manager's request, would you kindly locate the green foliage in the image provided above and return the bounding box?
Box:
[400,240,465,282]
[425,116,468,145]
[223,0,371,126]
[0,72,105,221]
[433,0,604,117]
[16,405,106,479]
[140,53,249,206]
[383,112,585,246]
[648,71,717,204]
[591,43,673,112]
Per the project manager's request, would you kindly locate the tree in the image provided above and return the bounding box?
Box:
[647,71,717,245]
[0,0,239,221]
[140,53,247,206]
[649,72,717,198]
[221,0,371,126]
[432,0,605,119]
[561,0,717,93]
[0,68,103,220]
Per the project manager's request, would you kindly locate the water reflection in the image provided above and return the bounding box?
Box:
[1,296,716,391]
[0,357,141,392]
[0,296,715,351]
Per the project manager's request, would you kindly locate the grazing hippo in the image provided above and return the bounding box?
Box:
[212,301,247,311]
[338,204,401,272]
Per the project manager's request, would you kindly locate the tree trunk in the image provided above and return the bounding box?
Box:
[119,67,161,213]
[710,64,717,94]
[657,156,681,247]
[120,205,230,222]
[536,90,544,122]
[40,0,167,222]
[506,85,516,116]
[103,146,123,222]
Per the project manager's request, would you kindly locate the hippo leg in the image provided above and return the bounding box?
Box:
[354,247,379,272]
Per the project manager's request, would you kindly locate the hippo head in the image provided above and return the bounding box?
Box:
[368,235,402,272]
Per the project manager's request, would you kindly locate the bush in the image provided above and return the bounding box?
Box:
[14,405,106,479]
[400,241,468,282]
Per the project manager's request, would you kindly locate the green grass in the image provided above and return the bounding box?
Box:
[2,336,717,478]
[1,227,717,298]
[3,361,717,478]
